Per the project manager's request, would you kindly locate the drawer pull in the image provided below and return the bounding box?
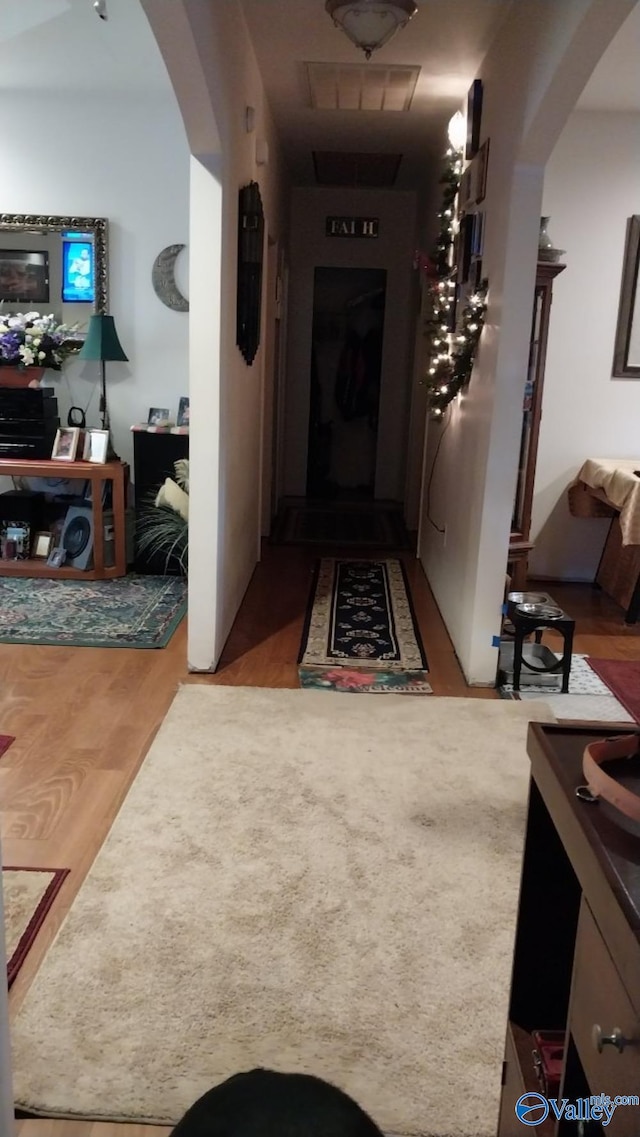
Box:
[592,1024,628,1053]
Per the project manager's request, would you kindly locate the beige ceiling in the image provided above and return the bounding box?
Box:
[240,0,515,191]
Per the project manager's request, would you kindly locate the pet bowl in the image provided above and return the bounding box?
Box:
[507,591,550,606]
[516,602,564,619]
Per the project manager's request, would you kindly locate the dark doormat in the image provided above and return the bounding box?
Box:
[271,499,411,548]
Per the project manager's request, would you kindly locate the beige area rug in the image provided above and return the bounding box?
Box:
[11,688,552,1136]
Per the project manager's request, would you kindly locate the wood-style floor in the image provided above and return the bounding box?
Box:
[4,548,640,1137]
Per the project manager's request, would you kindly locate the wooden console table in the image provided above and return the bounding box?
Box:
[497,722,640,1135]
[0,458,127,579]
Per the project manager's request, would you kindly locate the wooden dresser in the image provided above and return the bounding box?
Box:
[497,722,640,1136]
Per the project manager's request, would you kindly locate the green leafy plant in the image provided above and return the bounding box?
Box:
[136,459,189,575]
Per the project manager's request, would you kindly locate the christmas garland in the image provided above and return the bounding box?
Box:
[422,145,488,418]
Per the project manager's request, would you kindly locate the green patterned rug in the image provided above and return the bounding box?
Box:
[0,575,186,648]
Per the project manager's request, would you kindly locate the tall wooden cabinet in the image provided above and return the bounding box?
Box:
[508,262,566,591]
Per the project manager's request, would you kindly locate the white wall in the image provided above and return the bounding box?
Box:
[1,89,190,470]
[144,0,289,669]
[416,0,637,685]
[530,110,640,580]
[285,187,417,502]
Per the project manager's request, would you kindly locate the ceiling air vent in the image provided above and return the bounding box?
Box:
[312,151,402,187]
[306,62,419,112]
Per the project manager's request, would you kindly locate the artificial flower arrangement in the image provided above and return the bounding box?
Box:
[0,310,80,370]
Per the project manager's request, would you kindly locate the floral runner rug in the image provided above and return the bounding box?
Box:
[0,574,186,648]
[3,867,70,987]
[298,558,430,693]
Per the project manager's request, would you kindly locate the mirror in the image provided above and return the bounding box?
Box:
[236,183,264,366]
[613,215,640,378]
[0,213,108,334]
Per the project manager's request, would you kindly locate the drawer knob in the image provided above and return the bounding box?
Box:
[592,1024,628,1053]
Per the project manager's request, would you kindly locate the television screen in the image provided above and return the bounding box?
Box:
[62,238,95,303]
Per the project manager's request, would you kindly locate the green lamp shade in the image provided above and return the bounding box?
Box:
[79,314,128,362]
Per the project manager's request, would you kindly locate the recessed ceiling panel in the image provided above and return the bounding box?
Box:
[307,62,419,112]
[313,151,402,187]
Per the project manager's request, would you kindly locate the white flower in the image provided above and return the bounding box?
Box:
[19,346,35,365]
[38,350,46,361]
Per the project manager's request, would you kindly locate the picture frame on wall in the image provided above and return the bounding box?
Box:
[612,214,640,378]
[457,215,474,285]
[474,139,490,204]
[0,249,49,304]
[465,79,483,161]
[471,212,485,258]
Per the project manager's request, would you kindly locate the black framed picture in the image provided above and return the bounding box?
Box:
[474,139,490,204]
[457,215,474,285]
[236,181,265,366]
[0,249,49,303]
[465,79,483,161]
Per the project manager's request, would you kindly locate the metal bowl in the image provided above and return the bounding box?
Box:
[508,591,549,606]
[516,602,564,620]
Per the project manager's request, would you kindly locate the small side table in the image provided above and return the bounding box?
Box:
[507,599,575,693]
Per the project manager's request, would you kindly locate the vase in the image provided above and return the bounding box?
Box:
[539,216,554,252]
[0,366,46,389]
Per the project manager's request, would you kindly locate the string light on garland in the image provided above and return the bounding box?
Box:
[421,138,488,417]
[426,286,487,417]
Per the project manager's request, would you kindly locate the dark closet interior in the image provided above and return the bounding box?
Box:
[307,267,386,499]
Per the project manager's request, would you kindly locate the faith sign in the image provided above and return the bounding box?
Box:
[325,216,379,239]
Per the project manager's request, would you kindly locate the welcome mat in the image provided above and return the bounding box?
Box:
[0,575,187,648]
[587,658,640,723]
[3,867,69,987]
[299,666,432,694]
[271,500,410,548]
[298,559,428,693]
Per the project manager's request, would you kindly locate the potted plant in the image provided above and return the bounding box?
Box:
[136,458,189,575]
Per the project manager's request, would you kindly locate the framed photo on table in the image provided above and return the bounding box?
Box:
[83,428,109,464]
[32,531,52,559]
[51,427,80,461]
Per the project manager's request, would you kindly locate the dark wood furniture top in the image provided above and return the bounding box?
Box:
[497,721,640,1136]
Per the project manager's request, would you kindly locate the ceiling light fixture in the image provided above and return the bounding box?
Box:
[325,0,417,61]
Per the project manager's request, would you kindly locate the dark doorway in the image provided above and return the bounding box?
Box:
[307,267,386,499]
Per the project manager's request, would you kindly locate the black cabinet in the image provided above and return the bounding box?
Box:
[133,430,188,575]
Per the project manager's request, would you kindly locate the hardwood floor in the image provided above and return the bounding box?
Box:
[5,551,640,1137]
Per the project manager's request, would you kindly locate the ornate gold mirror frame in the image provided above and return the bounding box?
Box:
[0,213,108,314]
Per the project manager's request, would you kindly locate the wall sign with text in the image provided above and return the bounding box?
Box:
[325,216,379,239]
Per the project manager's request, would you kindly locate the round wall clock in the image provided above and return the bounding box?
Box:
[152,244,189,312]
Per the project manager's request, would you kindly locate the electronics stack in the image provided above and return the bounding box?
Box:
[0,387,60,459]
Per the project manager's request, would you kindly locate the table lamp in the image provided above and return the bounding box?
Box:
[78,314,128,461]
